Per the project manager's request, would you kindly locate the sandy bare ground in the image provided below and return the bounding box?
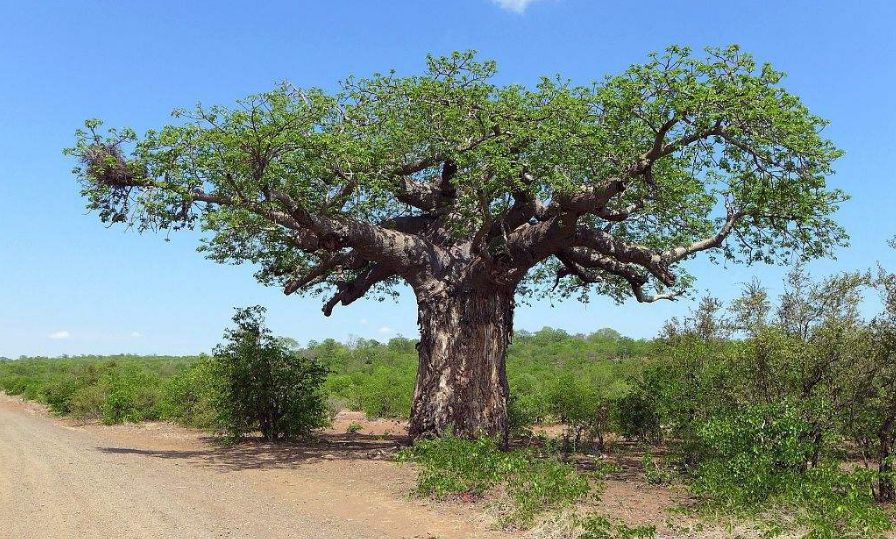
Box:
[4,393,864,539]
[0,394,510,539]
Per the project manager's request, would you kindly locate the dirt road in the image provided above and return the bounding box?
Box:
[0,395,506,539]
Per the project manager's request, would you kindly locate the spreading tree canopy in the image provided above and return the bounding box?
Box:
[69,46,846,441]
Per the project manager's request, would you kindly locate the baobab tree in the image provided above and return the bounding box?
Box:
[68,46,846,443]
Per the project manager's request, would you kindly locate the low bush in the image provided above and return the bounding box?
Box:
[42,376,79,415]
[99,367,164,424]
[614,391,661,444]
[358,365,414,419]
[68,384,105,420]
[211,306,329,441]
[692,402,814,505]
[158,356,218,428]
[399,433,592,528]
[691,403,891,538]
[0,356,186,423]
[640,452,672,486]
[578,514,657,539]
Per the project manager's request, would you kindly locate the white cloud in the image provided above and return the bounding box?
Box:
[129,331,143,338]
[359,318,369,326]
[49,330,71,340]
[378,325,394,335]
[491,0,541,13]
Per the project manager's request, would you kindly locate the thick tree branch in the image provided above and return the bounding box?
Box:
[283,251,364,295]
[596,200,644,222]
[393,176,443,210]
[84,146,440,277]
[380,214,436,235]
[488,172,547,241]
[322,263,394,316]
[556,179,627,215]
[559,249,682,303]
[572,228,676,286]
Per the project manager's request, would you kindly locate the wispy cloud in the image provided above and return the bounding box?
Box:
[359,318,369,326]
[491,0,542,13]
[129,331,143,338]
[49,330,71,340]
[378,325,394,335]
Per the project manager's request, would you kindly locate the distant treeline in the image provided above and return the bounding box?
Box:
[0,326,649,427]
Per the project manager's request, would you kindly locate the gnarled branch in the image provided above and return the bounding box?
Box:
[559,248,682,303]
[322,263,395,316]
[283,251,365,295]
[572,228,676,286]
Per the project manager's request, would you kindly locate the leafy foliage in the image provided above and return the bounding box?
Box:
[211,306,328,441]
[0,355,190,424]
[692,402,816,505]
[578,514,657,539]
[68,46,846,313]
[632,262,896,537]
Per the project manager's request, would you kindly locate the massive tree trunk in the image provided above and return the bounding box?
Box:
[408,285,514,445]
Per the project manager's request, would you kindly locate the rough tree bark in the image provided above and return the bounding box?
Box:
[408,285,514,445]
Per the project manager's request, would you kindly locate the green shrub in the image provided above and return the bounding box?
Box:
[1,375,33,396]
[96,367,163,424]
[503,456,592,527]
[400,434,511,498]
[692,402,813,506]
[0,355,196,424]
[508,370,552,425]
[641,452,672,486]
[41,377,79,415]
[790,466,891,539]
[615,391,661,444]
[211,306,328,441]
[101,389,135,424]
[692,403,891,538]
[547,368,628,451]
[68,384,105,420]
[579,514,657,539]
[324,373,362,411]
[159,356,218,428]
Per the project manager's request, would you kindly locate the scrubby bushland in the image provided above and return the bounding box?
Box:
[157,354,219,428]
[0,355,193,424]
[0,326,649,433]
[316,326,651,434]
[690,402,890,538]
[210,306,328,441]
[622,260,896,537]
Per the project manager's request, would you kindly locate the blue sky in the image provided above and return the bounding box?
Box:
[1,0,894,357]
